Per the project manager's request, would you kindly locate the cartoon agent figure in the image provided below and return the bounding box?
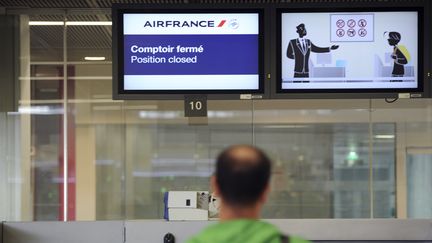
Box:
[386,31,410,81]
[287,23,339,79]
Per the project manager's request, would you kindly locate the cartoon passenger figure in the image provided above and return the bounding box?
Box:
[386,31,410,81]
[287,23,339,79]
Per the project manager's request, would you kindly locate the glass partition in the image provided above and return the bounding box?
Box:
[0,10,431,222]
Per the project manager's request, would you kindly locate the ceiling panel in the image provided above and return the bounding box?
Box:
[0,0,186,8]
[1,0,423,9]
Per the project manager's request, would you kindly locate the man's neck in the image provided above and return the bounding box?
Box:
[218,203,261,221]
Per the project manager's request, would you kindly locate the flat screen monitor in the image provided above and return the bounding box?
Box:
[276,8,425,97]
[113,6,264,99]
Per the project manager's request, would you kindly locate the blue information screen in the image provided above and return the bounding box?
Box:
[122,13,261,91]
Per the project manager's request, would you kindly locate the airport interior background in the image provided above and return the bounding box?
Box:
[0,0,432,223]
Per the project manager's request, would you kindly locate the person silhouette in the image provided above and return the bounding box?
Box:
[186,145,311,243]
[386,31,408,82]
[287,23,339,80]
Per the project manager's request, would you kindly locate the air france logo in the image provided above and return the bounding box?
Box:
[217,20,226,27]
[142,19,238,28]
[217,19,239,28]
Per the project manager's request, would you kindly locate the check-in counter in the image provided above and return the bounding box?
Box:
[3,221,123,243]
[3,219,432,243]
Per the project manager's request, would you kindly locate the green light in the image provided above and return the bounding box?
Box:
[347,151,359,161]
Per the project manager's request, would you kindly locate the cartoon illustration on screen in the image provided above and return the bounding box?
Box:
[385,31,410,82]
[286,23,339,79]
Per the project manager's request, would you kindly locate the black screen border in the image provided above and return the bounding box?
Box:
[271,2,430,99]
[112,4,268,100]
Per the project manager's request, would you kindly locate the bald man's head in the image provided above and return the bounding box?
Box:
[215,145,272,207]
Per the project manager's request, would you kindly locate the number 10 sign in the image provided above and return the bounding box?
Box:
[184,95,208,117]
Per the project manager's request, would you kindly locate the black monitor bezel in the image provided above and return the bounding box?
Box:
[112,4,267,100]
[271,2,430,99]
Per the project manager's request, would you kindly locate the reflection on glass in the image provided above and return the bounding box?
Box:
[0,113,22,221]
[30,25,63,62]
[31,104,63,220]
[407,153,432,218]
[67,24,112,62]
[121,104,253,219]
